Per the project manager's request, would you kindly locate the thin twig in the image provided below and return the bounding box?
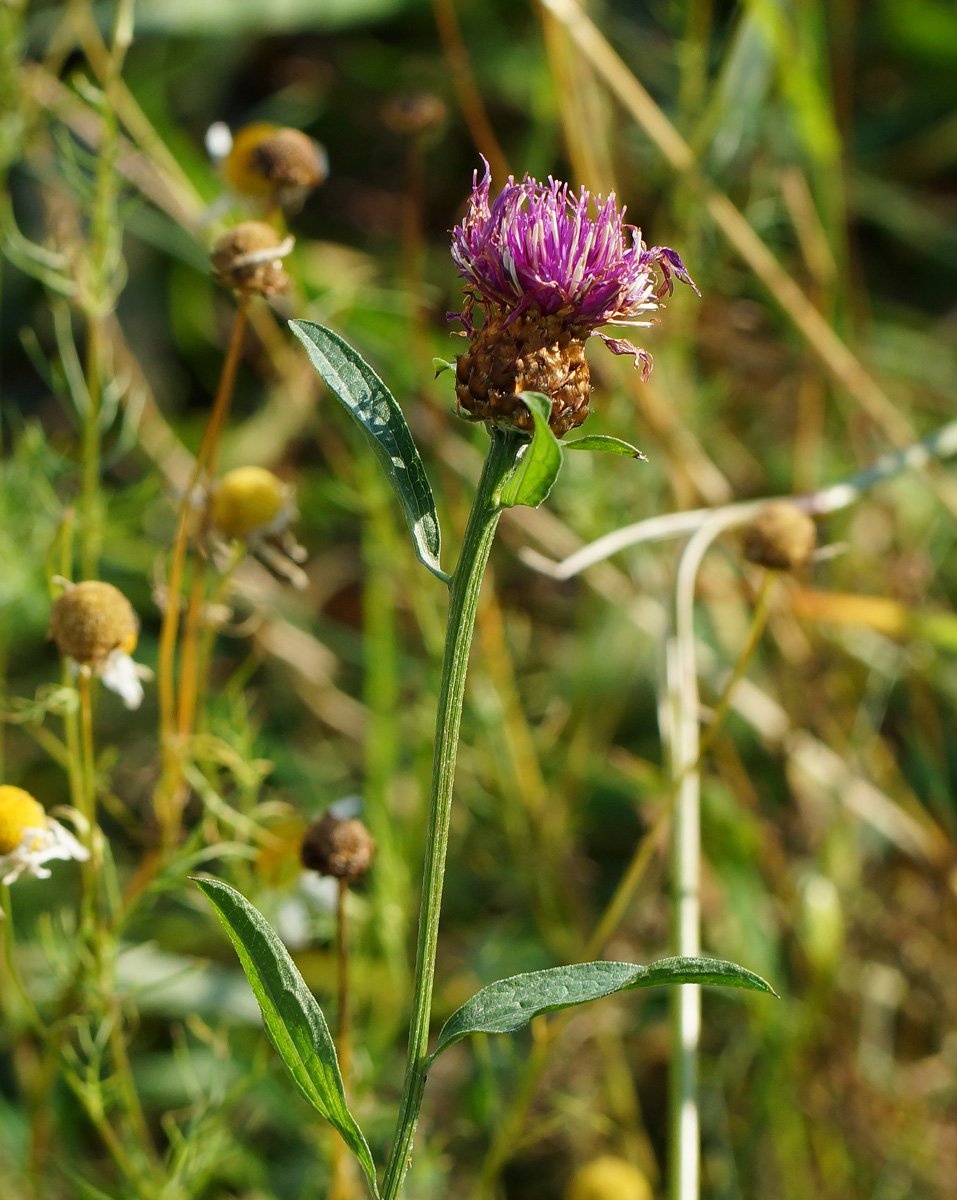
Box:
[529,415,957,580]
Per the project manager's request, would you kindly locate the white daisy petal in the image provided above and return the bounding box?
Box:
[0,819,89,885]
[99,650,149,710]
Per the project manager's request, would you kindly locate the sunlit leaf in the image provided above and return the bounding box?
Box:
[564,434,648,460]
[496,392,563,509]
[290,320,448,583]
[195,878,379,1196]
[429,956,776,1062]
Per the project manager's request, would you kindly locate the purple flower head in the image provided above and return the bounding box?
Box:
[450,159,698,377]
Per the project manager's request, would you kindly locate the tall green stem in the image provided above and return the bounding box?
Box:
[381,428,522,1200]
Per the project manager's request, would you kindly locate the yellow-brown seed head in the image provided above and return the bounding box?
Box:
[49,581,139,667]
[565,1157,653,1200]
[210,222,291,297]
[300,813,375,880]
[212,466,287,538]
[742,501,817,571]
[455,312,591,438]
[248,127,327,193]
[0,786,47,856]
[223,123,327,202]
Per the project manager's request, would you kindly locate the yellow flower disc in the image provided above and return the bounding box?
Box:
[565,1157,654,1200]
[212,466,286,538]
[0,786,48,855]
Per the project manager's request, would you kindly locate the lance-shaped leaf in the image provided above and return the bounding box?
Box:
[564,434,648,460]
[497,392,563,509]
[290,320,448,584]
[429,956,776,1063]
[195,878,379,1196]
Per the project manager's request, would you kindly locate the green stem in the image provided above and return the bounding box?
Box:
[381,427,522,1200]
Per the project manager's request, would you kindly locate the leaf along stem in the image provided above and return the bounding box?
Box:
[381,427,523,1200]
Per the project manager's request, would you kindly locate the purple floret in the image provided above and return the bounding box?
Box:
[450,159,698,368]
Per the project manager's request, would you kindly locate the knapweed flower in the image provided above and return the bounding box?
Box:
[49,580,152,710]
[451,160,698,436]
[0,785,89,886]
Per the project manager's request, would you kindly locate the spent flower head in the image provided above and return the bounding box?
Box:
[211,466,293,540]
[209,466,308,587]
[450,159,697,436]
[0,785,89,886]
[212,122,328,210]
[211,223,294,298]
[49,580,152,710]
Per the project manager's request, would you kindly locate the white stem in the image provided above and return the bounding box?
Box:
[668,509,746,1200]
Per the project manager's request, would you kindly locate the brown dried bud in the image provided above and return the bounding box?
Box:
[300,813,375,880]
[210,222,291,297]
[247,128,328,193]
[380,92,447,136]
[742,501,817,571]
[455,312,591,438]
[50,581,139,667]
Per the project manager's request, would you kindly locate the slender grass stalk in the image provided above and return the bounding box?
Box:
[76,672,98,916]
[0,883,43,1031]
[155,296,249,846]
[337,876,352,1081]
[330,876,354,1200]
[381,427,522,1200]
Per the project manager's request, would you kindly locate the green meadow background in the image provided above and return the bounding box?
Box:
[1,1,956,1197]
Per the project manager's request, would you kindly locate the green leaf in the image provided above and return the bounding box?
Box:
[195,878,379,1196]
[133,0,410,36]
[496,392,563,509]
[429,956,777,1062]
[564,434,648,461]
[290,320,449,584]
[432,357,455,377]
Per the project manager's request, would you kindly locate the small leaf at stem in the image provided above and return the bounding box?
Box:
[564,434,648,460]
[289,320,449,584]
[432,357,456,377]
[496,392,563,509]
[194,877,379,1197]
[429,956,777,1062]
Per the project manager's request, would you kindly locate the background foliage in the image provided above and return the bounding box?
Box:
[2,0,956,1197]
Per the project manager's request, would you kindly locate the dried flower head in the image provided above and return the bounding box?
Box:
[211,466,291,539]
[49,580,151,709]
[742,501,817,571]
[208,466,307,587]
[0,785,89,886]
[565,1157,653,1200]
[381,92,447,136]
[451,159,698,436]
[300,812,375,880]
[211,222,293,298]
[221,121,330,208]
